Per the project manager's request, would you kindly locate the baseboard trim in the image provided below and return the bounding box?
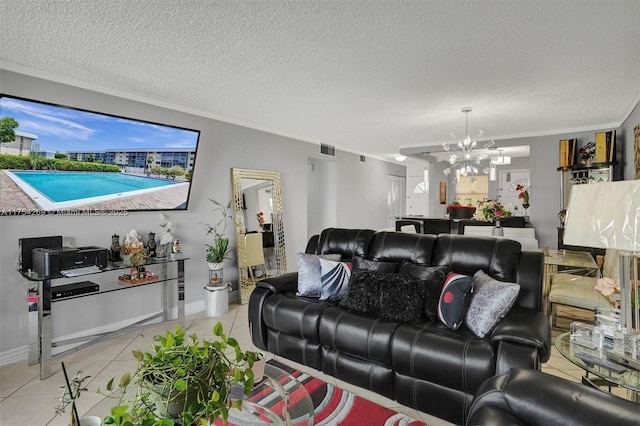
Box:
[0,300,209,367]
[0,345,30,367]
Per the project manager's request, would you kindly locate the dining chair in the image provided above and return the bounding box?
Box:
[245,232,267,283]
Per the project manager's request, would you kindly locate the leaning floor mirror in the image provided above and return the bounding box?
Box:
[231,168,287,304]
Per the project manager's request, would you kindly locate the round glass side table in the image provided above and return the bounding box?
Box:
[224,363,315,425]
[555,331,639,401]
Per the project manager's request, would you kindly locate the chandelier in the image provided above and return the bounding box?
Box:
[442,107,494,178]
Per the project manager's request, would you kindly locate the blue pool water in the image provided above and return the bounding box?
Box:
[13,171,176,202]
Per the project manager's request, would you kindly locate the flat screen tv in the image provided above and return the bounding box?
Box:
[0,95,200,216]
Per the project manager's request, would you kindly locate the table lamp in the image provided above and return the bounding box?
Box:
[563,179,640,331]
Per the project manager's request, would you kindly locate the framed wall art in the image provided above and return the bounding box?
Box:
[439,182,447,204]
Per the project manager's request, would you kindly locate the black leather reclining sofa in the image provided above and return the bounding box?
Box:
[467,368,638,426]
[249,228,551,424]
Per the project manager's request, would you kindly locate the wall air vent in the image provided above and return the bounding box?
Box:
[320,143,335,157]
[360,155,366,163]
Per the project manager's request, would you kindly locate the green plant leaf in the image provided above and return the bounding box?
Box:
[132,350,143,362]
[174,378,187,391]
[213,322,223,337]
[106,377,115,391]
[111,405,129,416]
[119,373,131,388]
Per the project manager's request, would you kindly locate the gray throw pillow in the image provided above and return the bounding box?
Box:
[465,270,520,338]
[296,253,342,297]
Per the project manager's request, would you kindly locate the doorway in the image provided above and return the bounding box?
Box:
[387,174,406,228]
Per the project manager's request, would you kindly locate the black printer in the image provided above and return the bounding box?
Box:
[32,246,108,277]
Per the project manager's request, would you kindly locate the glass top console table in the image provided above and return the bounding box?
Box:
[555,332,639,400]
[20,254,189,379]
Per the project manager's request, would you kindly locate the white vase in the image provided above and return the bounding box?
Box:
[492,220,503,236]
[251,352,266,383]
[68,416,102,426]
[207,262,223,271]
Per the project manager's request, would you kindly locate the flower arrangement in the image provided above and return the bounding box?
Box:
[515,184,530,208]
[473,199,512,222]
[256,211,265,227]
[595,277,619,297]
[595,276,639,309]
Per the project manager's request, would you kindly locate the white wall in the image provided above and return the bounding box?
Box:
[0,70,404,363]
[307,160,337,239]
[335,152,405,230]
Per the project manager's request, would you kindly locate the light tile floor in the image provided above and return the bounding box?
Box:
[0,304,634,426]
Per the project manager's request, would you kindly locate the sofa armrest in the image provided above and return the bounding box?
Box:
[248,286,271,351]
[490,307,551,363]
[466,368,639,426]
[256,272,299,294]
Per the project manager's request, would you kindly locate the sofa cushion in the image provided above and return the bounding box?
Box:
[399,262,450,320]
[367,232,437,264]
[465,270,520,338]
[391,322,496,394]
[296,253,342,297]
[262,293,334,344]
[319,306,400,368]
[316,228,376,260]
[319,259,353,300]
[433,234,520,282]
[438,272,473,330]
[352,255,399,272]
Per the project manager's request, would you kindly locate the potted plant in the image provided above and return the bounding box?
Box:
[101,323,259,425]
[447,198,476,219]
[204,199,233,283]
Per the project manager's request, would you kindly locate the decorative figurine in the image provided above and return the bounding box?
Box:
[158,219,174,258]
[109,234,122,262]
[172,239,182,253]
[123,229,148,266]
[146,232,157,257]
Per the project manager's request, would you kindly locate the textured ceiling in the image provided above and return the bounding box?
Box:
[1,0,639,162]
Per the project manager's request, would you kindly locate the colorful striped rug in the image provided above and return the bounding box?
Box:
[258,360,426,425]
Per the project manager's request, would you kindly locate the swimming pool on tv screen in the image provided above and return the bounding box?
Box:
[12,171,177,202]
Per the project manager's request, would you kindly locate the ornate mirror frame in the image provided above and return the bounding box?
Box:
[231,168,286,304]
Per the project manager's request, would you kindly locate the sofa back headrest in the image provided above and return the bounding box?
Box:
[368,232,437,264]
[316,228,376,260]
[433,234,521,282]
